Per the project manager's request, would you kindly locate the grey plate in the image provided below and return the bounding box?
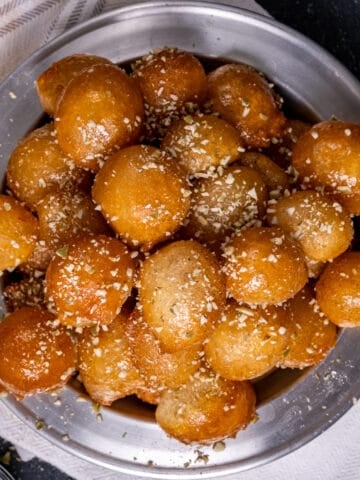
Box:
[1,1,360,478]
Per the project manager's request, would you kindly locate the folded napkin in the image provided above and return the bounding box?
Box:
[0,1,359,479]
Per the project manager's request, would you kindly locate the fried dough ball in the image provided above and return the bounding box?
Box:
[155,367,256,444]
[239,152,290,198]
[222,226,307,305]
[266,119,311,168]
[37,189,110,260]
[139,240,226,353]
[0,306,76,397]
[267,190,353,262]
[4,274,45,312]
[131,48,207,137]
[92,145,191,250]
[36,54,112,116]
[0,195,39,271]
[292,121,360,214]
[6,124,90,210]
[183,165,267,248]
[45,235,134,328]
[78,311,145,406]
[316,251,360,327]
[161,114,244,174]
[207,63,286,148]
[55,64,144,170]
[205,302,289,380]
[125,308,201,392]
[279,286,337,369]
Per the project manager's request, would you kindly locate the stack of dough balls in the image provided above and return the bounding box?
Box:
[0,46,358,445]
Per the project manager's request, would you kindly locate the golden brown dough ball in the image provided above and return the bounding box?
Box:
[37,189,110,260]
[161,114,244,174]
[316,251,360,327]
[291,121,360,214]
[239,151,290,198]
[45,235,134,328]
[280,286,337,369]
[222,226,307,305]
[132,47,207,137]
[6,123,90,210]
[205,301,289,380]
[55,64,144,170]
[0,306,76,397]
[139,240,226,353]
[155,367,256,444]
[125,308,201,392]
[92,145,191,250]
[207,63,286,148]
[183,165,267,248]
[0,195,39,271]
[78,311,145,406]
[266,119,311,169]
[36,54,112,116]
[267,190,353,261]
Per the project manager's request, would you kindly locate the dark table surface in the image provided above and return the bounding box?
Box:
[1,0,360,479]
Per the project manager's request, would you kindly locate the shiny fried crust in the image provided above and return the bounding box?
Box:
[183,165,267,248]
[131,48,207,137]
[267,190,353,262]
[161,114,244,174]
[0,306,76,397]
[37,189,109,262]
[279,286,337,369]
[78,311,145,406]
[316,251,360,327]
[6,123,89,210]
[92,145,191,250]
[205,301,289,380]
[0,194,39,271]
[125,308,201,392]
[155,367,256,444]
[207,63,286,148]
[36,53,112,116]
[45,235,134,327]
[222,226,307,305]
[55,64,144,170]
[292,121,360,214]
[139,240,226,352]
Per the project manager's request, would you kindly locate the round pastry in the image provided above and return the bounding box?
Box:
[161,114,244,175]
[291,120,360,214]
[205,301,289,380]
[183,165,267,248]
[36,53,112,116]
[222,226,307,305]
[78,311,145,406]
[316,251,360,327]
[6,123,89,210]
[139,240,226,352]
[155,367,256,444]
[280,285,337,369]
[0,306,76,397]
[207,63,286,148]
[55,64,144,170]
[267,190,353,261]
[0,194,39,271]
[45,235,134,328]
[132,47,207,138]
[92,145,191,250]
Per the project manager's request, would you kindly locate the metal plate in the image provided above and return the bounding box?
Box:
[1,1,360,478]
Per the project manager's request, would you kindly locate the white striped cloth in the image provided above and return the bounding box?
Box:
[0,1,360,479]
